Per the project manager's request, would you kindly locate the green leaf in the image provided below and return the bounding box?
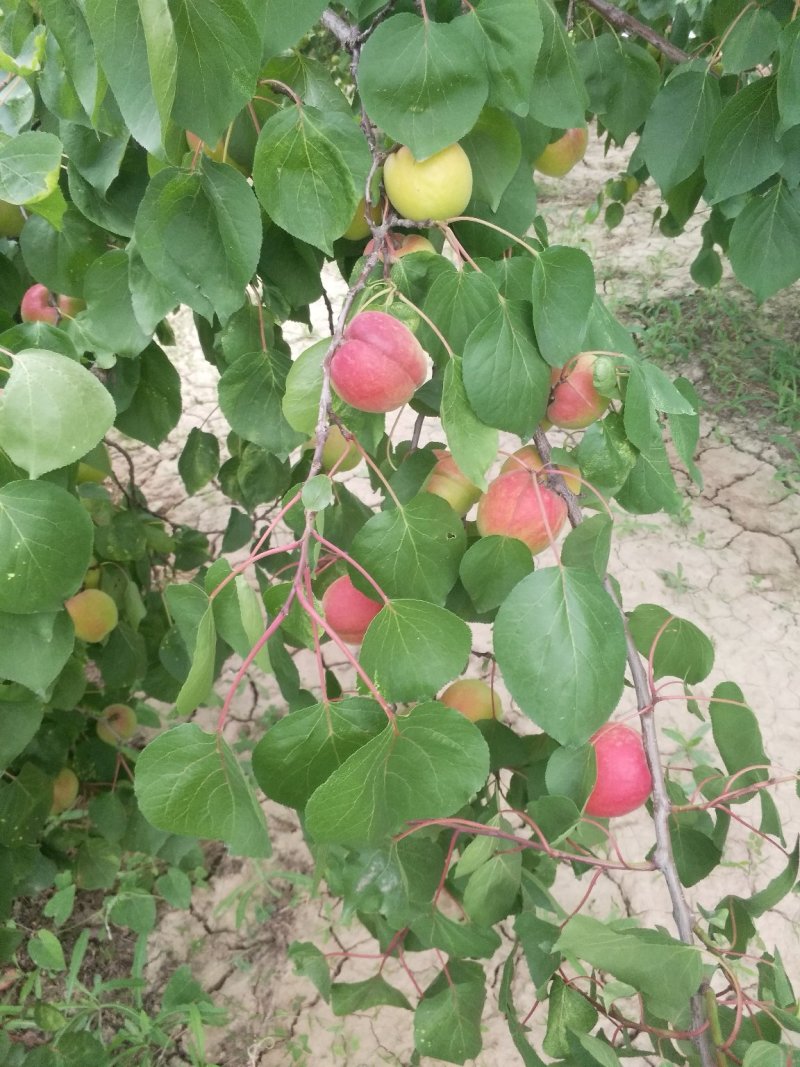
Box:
[414,959,486,1064]
[338,837,443,927]
[261,0,328,56]
[0,687,44,772]
[411,910,502,959]
[460,108,522,211]
[743,1044,786,1067]
[331,975,411,1016]
[543,976,597,1057]
[0,762,52,846]
[219,350,305,458]
[441,357,498,491]
[252,697,388,809]
[745,840,799,918]
[459,535,534,614]
[463,300,550,436]
[81,250,151,356]
[135,162,262,321]
[19,207,107,297]
[628,604,714,684]
[778,21,800,136]
[0,481,92,614]
[668,377,702,486]
[705,78,784,204]
[178,428,220,495]
[134,723,270,857]
[515,912,561,991]
[545,743,595,810]
[669,819,721,887]
[0,612,74,695]
[494,567,627,746]
[573,413,636,496]
[156,868,193,909]
[350,495,466,606]
[729,183,800,302]
[253,106,358,256]
[528,0,588,127]
[304,703,489,846]
[108,891,157,935]
[616,433,682,515]
[289,941,331,1001]
[169,0,261,145]
[577,36,660,143]
[206,563,270,673]
[556,916,703,1020]
[639,67,721,196]
[0,349,115,478]
[463,839,521,925]
[560,515,612,577]
[459,0,542,115]
[0,131,62,206]
[302,474,333,512]
[531,246,595,366]
[112,343,181,448]
[359,600,471,702]
[419,266,499,365]
[358,13,488,160]
[709,681,769,798]
[721,9,780,75]
[165,584,218,715]
[28,929,66,972]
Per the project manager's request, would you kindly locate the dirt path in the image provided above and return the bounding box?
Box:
[128,136,800,1066]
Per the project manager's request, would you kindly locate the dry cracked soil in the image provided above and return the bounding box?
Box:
[118,137,800,1066]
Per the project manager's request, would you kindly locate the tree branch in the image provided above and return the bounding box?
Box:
[581,0,694,66]
[321,8,359,47]
[533,428,717,1067]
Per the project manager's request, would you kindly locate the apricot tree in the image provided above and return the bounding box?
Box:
[0,1,798,1064]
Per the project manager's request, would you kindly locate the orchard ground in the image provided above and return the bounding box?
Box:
[89,139,800,1064]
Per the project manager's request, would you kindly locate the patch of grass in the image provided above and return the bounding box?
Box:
[617,288,800,481]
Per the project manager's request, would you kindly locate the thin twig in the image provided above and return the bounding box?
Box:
[581,0,695,65]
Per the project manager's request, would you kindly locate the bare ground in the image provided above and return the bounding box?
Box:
[127,137,800,1066]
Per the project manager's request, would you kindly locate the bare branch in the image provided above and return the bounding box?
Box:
[581,0,695,67]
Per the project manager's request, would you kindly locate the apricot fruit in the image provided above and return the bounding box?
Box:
[383,143,473,222]
[476,469,567,555]
[500,445,581,494]
[97,703,138,746]
[330,310,428,413]
[547,353,610,430]
[0,199,25,238]
[65,589,119,643]
[365,232,437,260]
[534,127,589,178]
[321,574,382,645]
[422,450,481,516]
[343,197,382,240]
[20,283,58,325]
[440,678,502,722]
[51,768,79,814]
[585,722,652,818]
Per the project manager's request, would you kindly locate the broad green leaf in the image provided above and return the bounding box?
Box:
[668,377,702,486]
[165,584,217,715]
[460,108,522,210]
[515,912,561,991]
[261,0,328,57]
[111,343,181,448]
[459,535,534,614]
[0,481,93,614]
[81,250,151,356]
[743,1044,786,1067]
[218,350,305,458]
[494,568,627,746]
[288,941,330,1001]
[0,612,74,695]
[419,267,499,365]
[19,207,107,296]
[350,494,466,606]
[178,428,220,494]
[253,106,357,256]
[463,300,550,436]
[337,837,443,927]
[669,819,721,887]
[628,604,714,684]
[411,910,502,959]
[0,762,52,847]
[358,13,488,160]
[331,976,411,1016]
[573,413,637,496]
[556,915,703,1020]
[134,723,270,857]
[135,162,262,322]
[28,929,66,972]
[729,183,800,302]
[207,566,270,673]
[305,703,489,846]
[282,339,331,433]
[359,600,471,702]
[527,794,580,843]
[577,36,660,143]
[543,976,597,1057]
[169,0,261,145]
[745,840,799,918]
[560,515,612,577]
[108,891,157,935]
[528,0,588,127]
[545,743,595,810]
[155,868,192,909]
[0,131,62,205]
[441,358,498,491]
[414,960,486,1064]
[0,350,115,478]
[252,698,388,809]
[459,0,542,115]
[640,69,721,194]
[531,246,595,366]
[0,687,44,772]
[616,434,682,515]
[463,841,521,925]
[778,21,800,135]
[639,361,695,415]
[499,951,550,1066]
[721,9,780,75]
[576,1034,623,1066]
[709,681,769,798]
[705,78,784,204]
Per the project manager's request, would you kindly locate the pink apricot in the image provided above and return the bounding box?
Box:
[422,450,481,516]
[20,283,58,325]
[585,723,652,818]
[321,575,382,645]
[365,232,436,261]
[476,470,567,556]
[500,446,581,495]
[330,310,428,414]
[534,127,589,178]
[440,678,502,722]
[547,353,610,430]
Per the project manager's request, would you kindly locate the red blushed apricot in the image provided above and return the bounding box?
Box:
[534,127,589,178]
[97,704,138,746]
[65,589,118,643]
[500,446,581,495]
[476,470,567,556]
[321,575,382,645]
[331,310,429,413]
[440,678,503,722]
[364,232,437,260]
[585,722,652,818]
[422,450,481,516]
[20,283,58,325]
[547,353,610,430]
